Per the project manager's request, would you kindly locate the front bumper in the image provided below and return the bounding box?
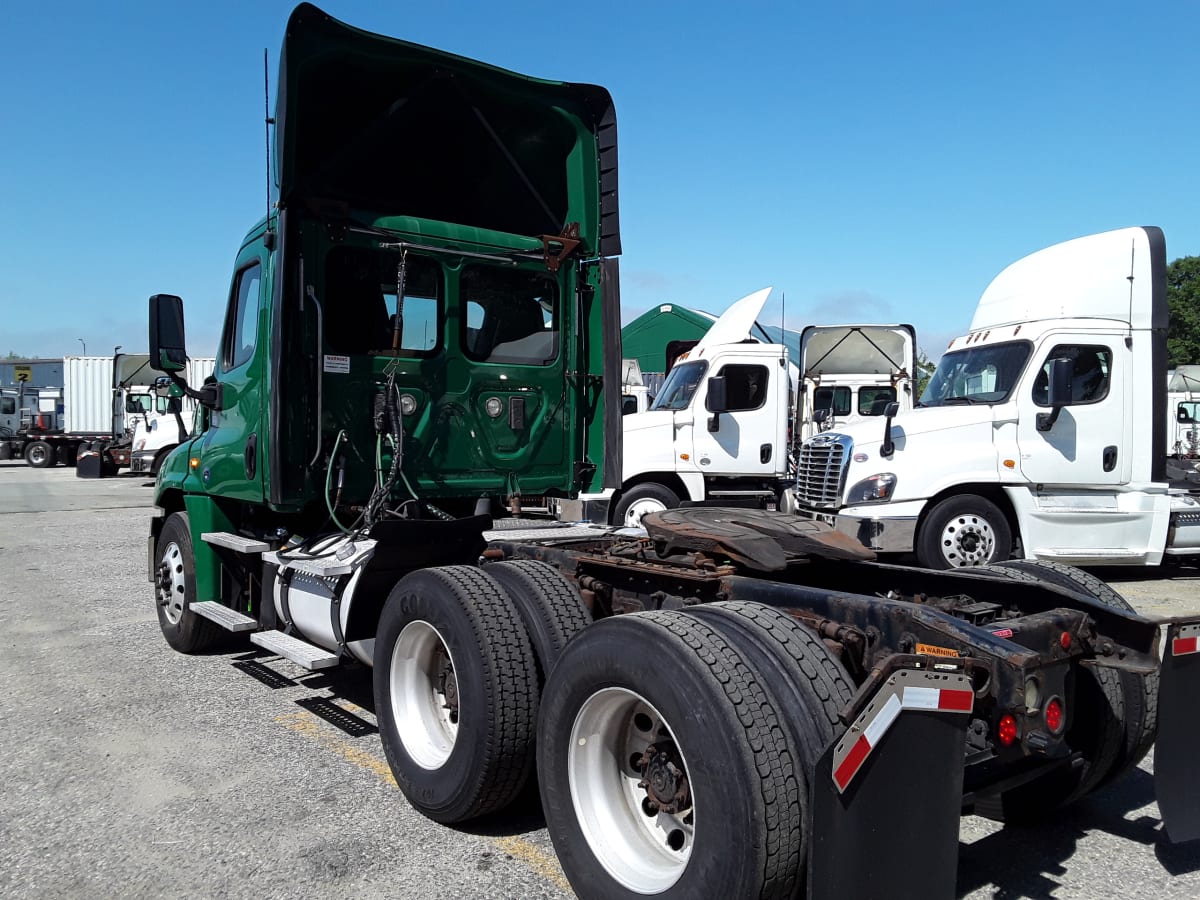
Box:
[797,502,921,553]
[130,450,156,473]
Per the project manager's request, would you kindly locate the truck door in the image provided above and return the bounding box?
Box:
[195,244,268,502]
[1016,340,1126,485]
[690,358,784,475]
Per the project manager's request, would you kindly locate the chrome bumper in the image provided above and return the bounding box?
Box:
[802,509,918,554]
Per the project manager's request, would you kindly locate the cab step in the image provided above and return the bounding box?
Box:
[250,630,340,670]
[189,601,257,632]
[201,532,270,553]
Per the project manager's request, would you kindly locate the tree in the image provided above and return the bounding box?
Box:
[5,351,23,360]
[915,348,937,398]
[1167,256,1200,367]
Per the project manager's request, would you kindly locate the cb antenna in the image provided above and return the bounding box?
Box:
[263,48,276,249]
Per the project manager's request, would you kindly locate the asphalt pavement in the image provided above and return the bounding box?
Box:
[2,460,1200,898]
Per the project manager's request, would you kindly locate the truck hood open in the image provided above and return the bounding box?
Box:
[799,324,915,378]
[693,288,773,352]
[275,3,620,255]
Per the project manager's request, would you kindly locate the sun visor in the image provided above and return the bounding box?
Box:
[275,4,620,256]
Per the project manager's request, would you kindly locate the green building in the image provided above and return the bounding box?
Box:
[621,304,715,374]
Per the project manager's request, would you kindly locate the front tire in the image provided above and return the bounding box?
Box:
[611,483,680,528]
[25,440,54,468]
[374,566,538,824]
[917,494,1012,568]
[539,611,804,900]
[154,512,223,653]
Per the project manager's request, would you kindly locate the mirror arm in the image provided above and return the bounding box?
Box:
[1036,407,1062,432]
[166,371,222,411]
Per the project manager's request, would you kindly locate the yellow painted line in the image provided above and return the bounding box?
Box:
[276,708,571,894]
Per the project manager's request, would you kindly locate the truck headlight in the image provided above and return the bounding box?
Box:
[845,473,897,504]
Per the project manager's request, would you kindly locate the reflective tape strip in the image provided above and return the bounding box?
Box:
[1172,623,1200,656]
[832,670,974,793]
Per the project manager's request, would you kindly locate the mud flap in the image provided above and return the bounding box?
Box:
[1155,621,1200,842]
[809,668,972,900]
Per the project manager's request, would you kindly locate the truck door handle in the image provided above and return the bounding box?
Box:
[1102,445,1117,473]
[245,433,257,479]
[761,443,772,464]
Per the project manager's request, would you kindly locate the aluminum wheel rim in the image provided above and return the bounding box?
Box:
[624,497,666,528]
[28,444,48,465]
[390,620,459,770]
[939,513,996,567]
[569,687,695,893]
[158,541,187,624]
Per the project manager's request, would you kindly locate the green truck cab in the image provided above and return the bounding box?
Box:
[149,2,621,606]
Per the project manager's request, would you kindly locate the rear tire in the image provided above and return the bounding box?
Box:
[611,483,680,528]
[374,565,538,824]
[485,559,590,684]
[973,562,1125,822]
[538,611,804,900]
[917,494,1012,568]
[154,512,223,653]
[25,440,54,468]
[991,559,1155,784]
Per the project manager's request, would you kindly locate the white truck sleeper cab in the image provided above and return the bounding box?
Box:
[794,226,1200,568]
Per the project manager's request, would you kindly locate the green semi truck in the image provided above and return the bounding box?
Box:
[146,6,1200,898]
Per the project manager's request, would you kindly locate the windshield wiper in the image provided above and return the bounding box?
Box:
[940,396,980,405]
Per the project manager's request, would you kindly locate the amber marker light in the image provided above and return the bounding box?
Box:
[1003,459,1016,469]
[189,457,200,468]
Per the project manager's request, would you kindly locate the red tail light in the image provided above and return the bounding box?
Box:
[998,714,1018,746]
[1044,697,1064,733]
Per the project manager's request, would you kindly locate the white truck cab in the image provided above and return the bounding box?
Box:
[566,288,917,527]
[793,226,1200,568]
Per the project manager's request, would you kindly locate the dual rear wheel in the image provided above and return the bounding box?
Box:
[375,566,852,899]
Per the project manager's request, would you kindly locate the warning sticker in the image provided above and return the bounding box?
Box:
[915,643,959,658]
[991,628,1014,639]
[323,354,350,374]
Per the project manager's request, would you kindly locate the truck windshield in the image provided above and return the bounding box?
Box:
[919,341,1032,406]
[651,361,707,411]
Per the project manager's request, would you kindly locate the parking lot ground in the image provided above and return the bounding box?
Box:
[2,460,1200,898]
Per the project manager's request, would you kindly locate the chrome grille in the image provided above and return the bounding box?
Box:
[796,435,851,508]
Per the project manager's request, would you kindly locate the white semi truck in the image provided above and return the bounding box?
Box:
[792,225,1200,568]
[563,288,916,526]
[0,354,214,472]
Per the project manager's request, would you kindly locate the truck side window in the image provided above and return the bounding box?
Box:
[1032,345,1112,406]
[222,262,262,372]
[461,265,558,365]
[813,386,852,416]
[709,364,769,411]
[0,397,14,415]
[858,386,897,416]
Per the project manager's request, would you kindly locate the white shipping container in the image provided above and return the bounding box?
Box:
[63,355,217,435]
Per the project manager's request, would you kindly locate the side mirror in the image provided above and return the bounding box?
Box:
[880,401,901,457]
[707,375,728,433]
[812,408,830,425]
[153,375,176,398]
[707,376,729,412]
[149,294,188,372]
[1037,357,1073,432]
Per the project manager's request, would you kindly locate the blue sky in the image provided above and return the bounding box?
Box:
[2,1,1196,362]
